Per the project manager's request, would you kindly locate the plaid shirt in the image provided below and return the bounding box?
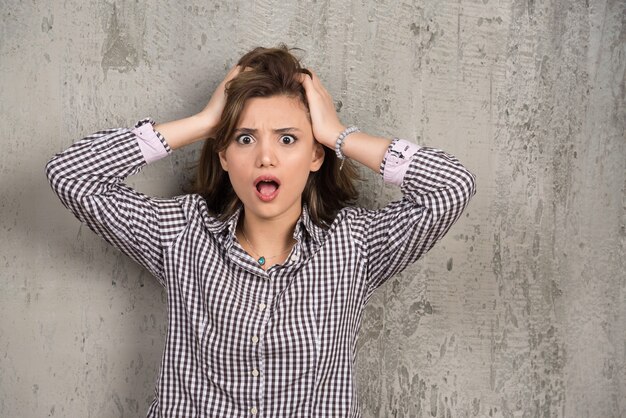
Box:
[46,119,475,417]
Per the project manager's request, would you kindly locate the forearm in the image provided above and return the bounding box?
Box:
[45,124,183,283]
[297,72,391,172]
[46,125,148,210]
[154,112,214,150]
[362,141,476,290]
[400,146,476,217]
[336,131,392,173]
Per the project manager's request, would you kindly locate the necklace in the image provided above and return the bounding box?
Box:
[240,228,294,267]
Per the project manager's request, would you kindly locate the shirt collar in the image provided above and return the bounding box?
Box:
[294,204,327,246]
[203,203,327,247]
[197,201,239,236]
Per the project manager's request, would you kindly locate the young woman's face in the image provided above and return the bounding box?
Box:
[218,95,324,223]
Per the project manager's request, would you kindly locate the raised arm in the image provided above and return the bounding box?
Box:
[299,70,391,172]
[46,66,240,284]
[299,70,476,291]
[155,65,242,149]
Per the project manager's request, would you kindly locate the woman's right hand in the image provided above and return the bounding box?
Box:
[156,66,241,150]
[197,65,242,137]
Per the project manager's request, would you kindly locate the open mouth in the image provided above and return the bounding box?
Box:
[254,176,281,201]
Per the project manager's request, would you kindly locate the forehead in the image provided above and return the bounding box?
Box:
[237,95,310,128]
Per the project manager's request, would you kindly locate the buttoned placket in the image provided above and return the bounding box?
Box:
[248,256,291,417]
[250,249,307,417]
[251,293,269,416]
[226,223,310,417]
[221,234,268,416]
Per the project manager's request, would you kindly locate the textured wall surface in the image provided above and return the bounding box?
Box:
[1,0,624,416]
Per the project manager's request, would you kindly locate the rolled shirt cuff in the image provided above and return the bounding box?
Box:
[381,138,421,186]
[132,118,170,164]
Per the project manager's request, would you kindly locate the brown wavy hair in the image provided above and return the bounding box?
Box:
[193,45,360,227]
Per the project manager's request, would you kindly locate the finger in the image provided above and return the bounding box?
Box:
[301,71,328,98]
[307,70,324,89]
[299,68,313,79]
[306,70,331,98]
[223,65,242,83]
[297,70,312,85]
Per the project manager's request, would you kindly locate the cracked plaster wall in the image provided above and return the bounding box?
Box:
[1,0,624,416]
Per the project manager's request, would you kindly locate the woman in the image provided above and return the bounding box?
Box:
[46,46,475,417]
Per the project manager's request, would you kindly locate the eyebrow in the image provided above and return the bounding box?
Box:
[235,127,303,134]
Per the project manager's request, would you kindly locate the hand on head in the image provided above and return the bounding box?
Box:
[198,65,243,138]
[198,59,345,151]
[298,70,346,149]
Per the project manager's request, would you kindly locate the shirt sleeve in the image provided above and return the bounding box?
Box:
[352,138,477,293]
[45,118,186,286]
[131,117,170,163]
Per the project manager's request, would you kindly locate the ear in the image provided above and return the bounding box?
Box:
[310,141,325,172]
[218,150,228,171]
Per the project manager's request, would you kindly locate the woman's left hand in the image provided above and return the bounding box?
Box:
[299,70,346,148]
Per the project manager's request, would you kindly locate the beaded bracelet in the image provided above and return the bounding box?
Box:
[335,126,360,170]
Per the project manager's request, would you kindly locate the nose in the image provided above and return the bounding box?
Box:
[255,138,277,167]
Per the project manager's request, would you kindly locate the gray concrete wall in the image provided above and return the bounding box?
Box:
[1,0,624,416]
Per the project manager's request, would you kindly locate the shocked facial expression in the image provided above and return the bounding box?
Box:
[218,95,325,224]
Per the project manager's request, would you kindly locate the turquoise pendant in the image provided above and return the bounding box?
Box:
[257,256,266,266]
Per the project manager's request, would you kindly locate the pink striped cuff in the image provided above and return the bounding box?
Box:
[382,139,421,186]
[132,121,169,164]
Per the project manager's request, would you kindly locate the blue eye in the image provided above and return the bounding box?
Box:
[280,135,297,145]
[236,134,255,145]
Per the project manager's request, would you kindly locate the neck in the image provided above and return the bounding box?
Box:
[237,207,300,262]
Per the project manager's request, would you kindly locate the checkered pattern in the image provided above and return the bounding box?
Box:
[46,121,475,417]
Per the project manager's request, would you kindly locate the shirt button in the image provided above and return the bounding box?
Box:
[259,303,266,311]
[252,368,259,377]
[251,335,259,344]
[250,406,258,415]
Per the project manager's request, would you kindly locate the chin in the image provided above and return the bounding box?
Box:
[244,201,302,222]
